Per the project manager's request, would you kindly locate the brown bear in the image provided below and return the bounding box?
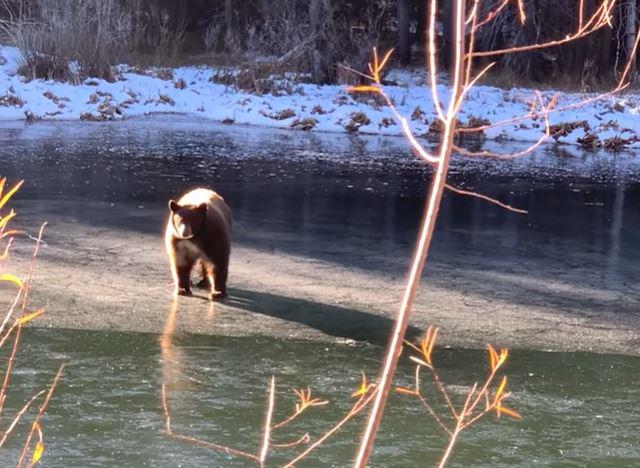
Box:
[165,187,232,300]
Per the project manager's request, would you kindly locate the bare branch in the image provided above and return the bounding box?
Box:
[286,386,378,467]
[273,387,328,429]
[0,390,46,448]
[160,383,260,463]
[17,364,64,467]
[428,0,445,121]
[271,433,310,450]
[470,1,615,58]
[445,184,527,214]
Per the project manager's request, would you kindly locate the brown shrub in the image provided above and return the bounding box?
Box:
[0,94,24,107]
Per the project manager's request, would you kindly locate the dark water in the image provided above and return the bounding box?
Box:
[1,118,640,465]
[1,328,639,467]
[1,117,639,315]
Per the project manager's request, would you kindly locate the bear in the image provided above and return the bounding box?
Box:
[165,187,232,301]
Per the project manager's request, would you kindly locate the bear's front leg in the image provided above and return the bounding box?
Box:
[210,261,228,300]
[175,261,194,297]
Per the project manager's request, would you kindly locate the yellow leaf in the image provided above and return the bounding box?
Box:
[351,371,369,398]
[0,273,23,288]
[0,229,24,239]
[0,238,14,260]
[31,441,44,464]
[377,48,395,73]
[487,344,498,371]
[17,309,45,325]
[346,85,380,94]
[494,376,508,404]
[367,62,375,79]
[395,387,417,396]
[0,180,23,211]
[409,356,431,368]
[0,209,16,232]
[426,327,438,364]
[497,405,522,420]
[498,348,509,368]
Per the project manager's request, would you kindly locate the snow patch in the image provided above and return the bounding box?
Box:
[0,45,638,150]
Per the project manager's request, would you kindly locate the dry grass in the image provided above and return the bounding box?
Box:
[1,0,194,80]
[210,63,306,96]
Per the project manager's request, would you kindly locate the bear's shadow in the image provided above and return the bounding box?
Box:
[223,287,422,345]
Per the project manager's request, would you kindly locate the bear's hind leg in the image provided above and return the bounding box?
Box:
[195,261,211,289]
[199,262,214,291]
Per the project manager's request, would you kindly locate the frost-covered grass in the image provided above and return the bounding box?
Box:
[0,45,638,150]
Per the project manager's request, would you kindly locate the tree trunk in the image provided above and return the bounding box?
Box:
[354,1,467,465]
[441,0,454,70]
[309,0,325,83]
[397,0,411,64]
[415,0,426,47]
[626,0,637,79]
[224,0,233,49]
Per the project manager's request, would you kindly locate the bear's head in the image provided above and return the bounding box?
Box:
[168,200,207,239]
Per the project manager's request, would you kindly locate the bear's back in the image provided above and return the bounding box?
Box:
[177,188,219,206]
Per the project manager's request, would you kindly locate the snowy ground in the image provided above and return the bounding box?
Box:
[1,45,639,150]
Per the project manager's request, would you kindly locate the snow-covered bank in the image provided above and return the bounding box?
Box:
[1,45,639,150]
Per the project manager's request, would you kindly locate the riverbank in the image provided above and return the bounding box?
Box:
[1,45,639,151]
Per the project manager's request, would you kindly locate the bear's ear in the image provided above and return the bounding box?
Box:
[169,200,180,212]
[197,203,208,212]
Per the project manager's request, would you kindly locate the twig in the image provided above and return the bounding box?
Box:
[271,433,310,450]
[415,392,452,436]
[0,390,45,447]
[285,386,378,468]
[0,223,47,415]
[470,0,615,57]
[160,383,260,463]
[17,364,64,467]
[273,387,328,429]
[276,32,318,66]
[445,184,527,214]
[426,365,458,420]
[437,383,477,468]
[456,83,627,136]
[0,270,23,339]
[20,222,48,315]
[0,327,22,415]
[167,432,260,463]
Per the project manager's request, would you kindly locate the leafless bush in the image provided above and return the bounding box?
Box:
[1,0,192,79]
[245,0,309,58]
[210,63,304,96]
[199,0,391,83]
[150,9,187,63]
[2,0,131,81]
[202,16,222,53]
